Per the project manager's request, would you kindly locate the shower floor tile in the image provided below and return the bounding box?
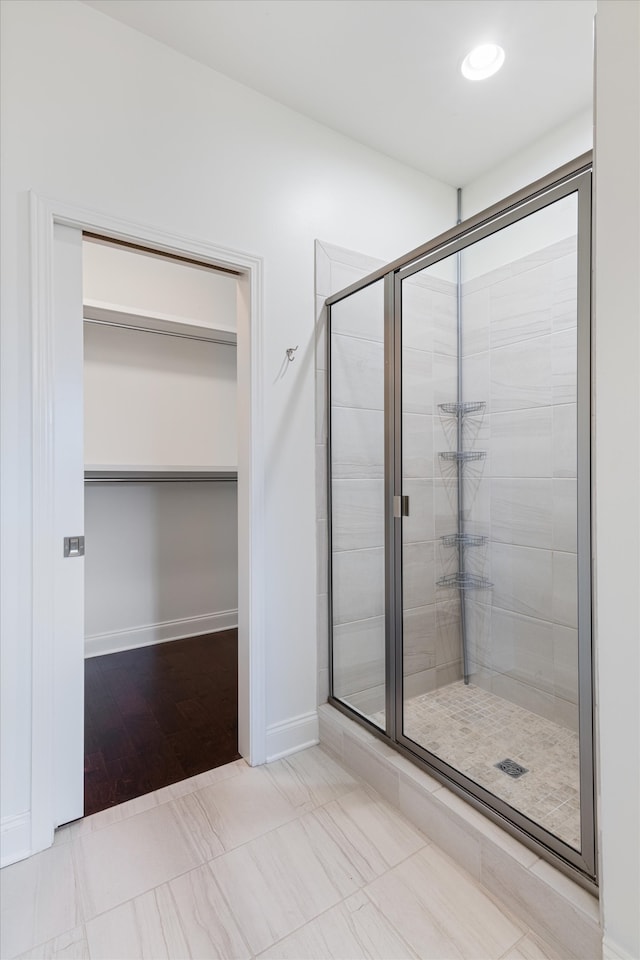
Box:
[384,682,580,849]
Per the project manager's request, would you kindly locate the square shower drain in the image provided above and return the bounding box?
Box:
[495,758,528,778]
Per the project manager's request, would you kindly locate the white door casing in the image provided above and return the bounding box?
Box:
[29,193,266,855]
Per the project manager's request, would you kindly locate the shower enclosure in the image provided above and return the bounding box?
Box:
[326,155,595,883]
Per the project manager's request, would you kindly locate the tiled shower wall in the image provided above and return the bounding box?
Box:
[315,242,385,710]
[462,236,579,730]
[316,235,580,732]
[315,243,462,716]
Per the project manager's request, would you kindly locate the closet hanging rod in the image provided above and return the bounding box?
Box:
[83,316,236,347]
[84,477,237,483]
[85,469,237,482]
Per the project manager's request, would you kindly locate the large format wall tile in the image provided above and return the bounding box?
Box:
[552,552,578,629]
[435,599,462,667]
[331,334,384,410]
[552,478,577,552]
[491,607,554,694]
[331,407,384,479]
[403,541,436,610]
[403,413,433,478]
[462,351,491,412]
[333,617,385,696]
[491,543,553,622]
[403,605,437,675]
[551,329,577,405]
[552,404,577,478]
[491,337,552,412]
[461,287,490,357]
[431,352,458,408]
[491,479,553,549]
[331,480,384,552]
[402,348,433,415]
[402,480,435,543]
[402,278,434,354]
[462,477,491,538]
[551,249,578,332]
[492,409,553,478]
[433,478,458,539]
[552,624,579,704]
[330,276,384,342]
[332,548,385,625]
[489,262,553,348]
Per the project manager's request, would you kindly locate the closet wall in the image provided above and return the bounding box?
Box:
[83,239,239,656]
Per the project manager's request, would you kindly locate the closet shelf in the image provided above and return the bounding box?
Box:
[85,466,237,482]
[83,300,237,346]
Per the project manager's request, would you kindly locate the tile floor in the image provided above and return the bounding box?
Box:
[400,682,580,849]
[1,745,564,959]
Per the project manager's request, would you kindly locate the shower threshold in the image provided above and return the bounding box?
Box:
[374,681,580,849]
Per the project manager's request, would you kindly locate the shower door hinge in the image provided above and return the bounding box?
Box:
[393,495,410,518]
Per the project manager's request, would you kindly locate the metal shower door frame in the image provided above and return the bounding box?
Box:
[326,154,595,885]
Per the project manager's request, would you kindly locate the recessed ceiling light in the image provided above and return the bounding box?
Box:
[461,44,505,81]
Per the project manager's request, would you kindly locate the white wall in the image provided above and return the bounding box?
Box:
[0,0,455,854]
[84,323,238,467]
[83,238,238,332]
[463,108,594,217]
[84,481,238,656]
[594,2,640,958]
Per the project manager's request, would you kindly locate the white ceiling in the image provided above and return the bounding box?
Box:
[82,0,596,186]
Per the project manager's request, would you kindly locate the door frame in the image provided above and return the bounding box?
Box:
[29,192,267,853]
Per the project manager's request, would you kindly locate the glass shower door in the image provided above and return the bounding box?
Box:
[398,189,586,853]
[329,278,387,728]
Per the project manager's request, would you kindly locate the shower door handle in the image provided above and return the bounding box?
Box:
[393,495,410,518]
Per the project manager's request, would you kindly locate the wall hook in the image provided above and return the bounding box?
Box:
[286,345,299,362]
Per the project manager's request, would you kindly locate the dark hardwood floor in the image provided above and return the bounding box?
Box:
[84,629,240,817]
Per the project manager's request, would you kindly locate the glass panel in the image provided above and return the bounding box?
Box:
[400,193,581,850]
[330,279,386,728]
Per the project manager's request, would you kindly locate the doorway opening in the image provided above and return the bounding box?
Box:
[82,235,242,815]
[29,194,266,853]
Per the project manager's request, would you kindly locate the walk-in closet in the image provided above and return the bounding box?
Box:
[82,237,240,815]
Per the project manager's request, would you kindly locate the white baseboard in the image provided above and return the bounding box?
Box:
[85,610,238,658]
[603,935,637,960]
[1,812,31,867]
[266,711,319,762]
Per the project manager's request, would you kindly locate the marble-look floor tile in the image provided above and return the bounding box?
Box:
[174,763,304,859]
[14,926,88,960]
[86,864,251,960]
[501,932,564,959]
[314,786,427,882]
[73,799,203,921]
[0,842,81,959]
[258,890,418,959]
[264,744,360,812]
[209,811,365,955]
[366,845,526,959]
